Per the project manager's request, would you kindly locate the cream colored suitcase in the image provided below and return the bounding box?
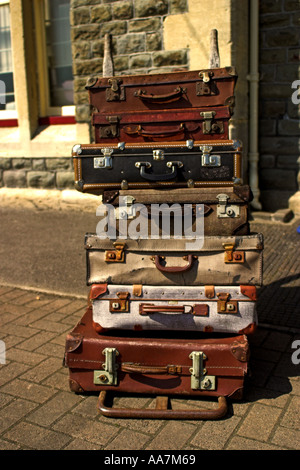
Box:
[85,233,264,286]
[90,283,257,335]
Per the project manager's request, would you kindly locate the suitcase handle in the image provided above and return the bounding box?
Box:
[154,254,194,273]
[139,303,192,315]
[98,391,228,420]
[120,363,182,375]
[136,161,181,181]
[124,123,199,138]
[134,86,186,103]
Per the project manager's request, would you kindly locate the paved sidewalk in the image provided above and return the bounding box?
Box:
[0,284,299,451]
[0,200,299,451]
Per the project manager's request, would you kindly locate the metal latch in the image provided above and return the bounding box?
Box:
[98,116,119,139]
[105,242,126,262]
[223,243,245,263]
[94,348,119,385]
[153,149,165,161]
[94,148,113,169]
[200,145,221,167]
[196,71,216,96]
[217,194,240,218]
[106,78,125,102]
[199,71,214,83]
[200,111,224,135]
[109,292,130,313]
[217,293,238,314]
[189,351,216,390]
[115,195,136,220]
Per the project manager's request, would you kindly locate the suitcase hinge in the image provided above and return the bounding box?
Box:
[217,292,238,314]
[115,195,136,220]
[94,348,119,386]
[200,111,224,135]
[94,148,113,169]
[200,145,221,167]
[222,243,245,263]
[106,78,125,102]
[189,351,216,390]
[105,242,126,262]
[217,193,240,218]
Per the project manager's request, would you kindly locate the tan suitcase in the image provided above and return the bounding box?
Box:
[85,233,264,287]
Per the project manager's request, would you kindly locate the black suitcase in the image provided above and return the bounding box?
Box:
[73,140,243,195]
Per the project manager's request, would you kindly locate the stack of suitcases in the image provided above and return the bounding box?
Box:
[64,32,264,420]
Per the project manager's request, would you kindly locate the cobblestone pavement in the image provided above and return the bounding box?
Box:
[0,211,299,452]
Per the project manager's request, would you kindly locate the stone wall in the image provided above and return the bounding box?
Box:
[1,0,299,209]
[258,0,300,211]
[0,157,74,190]
[71,0,189,123]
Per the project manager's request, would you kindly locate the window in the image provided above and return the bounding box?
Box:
[0,1,16,119]
[34,0,74,119]
[44,0,74,108]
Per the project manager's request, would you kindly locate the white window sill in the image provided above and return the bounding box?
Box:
[0,122,90,158]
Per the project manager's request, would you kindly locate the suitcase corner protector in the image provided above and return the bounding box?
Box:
[75,180,84,192]
[65,332,83,353]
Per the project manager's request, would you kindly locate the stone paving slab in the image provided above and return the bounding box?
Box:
[0,285,299,451]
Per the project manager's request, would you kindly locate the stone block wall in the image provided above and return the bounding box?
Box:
[70,0,189,123]
[258,0,300,211]
[0,158,74,190]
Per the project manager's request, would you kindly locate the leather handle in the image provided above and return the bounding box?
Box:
[120,363,180,375]
[139,303,189,315]
[124,123,186,137]
[134,86,186,103]
[154,254,194,273]
[138,162,179,181]
[98,391,228,420]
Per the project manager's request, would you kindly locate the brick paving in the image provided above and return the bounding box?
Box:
[0,215,300,451]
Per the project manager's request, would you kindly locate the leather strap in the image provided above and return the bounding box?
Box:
[132,284,143,297]
[205,285,215,298]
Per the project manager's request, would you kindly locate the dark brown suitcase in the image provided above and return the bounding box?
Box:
[86,67,237,115]
[101,185,252,237]
[64,306,249,419]
[72,140,243,195]
[92,106,231,143]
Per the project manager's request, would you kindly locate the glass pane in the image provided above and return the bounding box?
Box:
[0,4,15,110]
[45,0,74,107]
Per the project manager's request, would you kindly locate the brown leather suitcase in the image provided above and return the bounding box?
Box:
[92,106,231,143]
[86,67,237,115]
[72,140,243,195]
[64,306,249,419]
[101,185,252,237]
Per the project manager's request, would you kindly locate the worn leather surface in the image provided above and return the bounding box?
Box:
[101,185,252,237]
[86,67,237,114]
[64,307,248,398]
[92,106,230,143]
[85,233,264,286]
